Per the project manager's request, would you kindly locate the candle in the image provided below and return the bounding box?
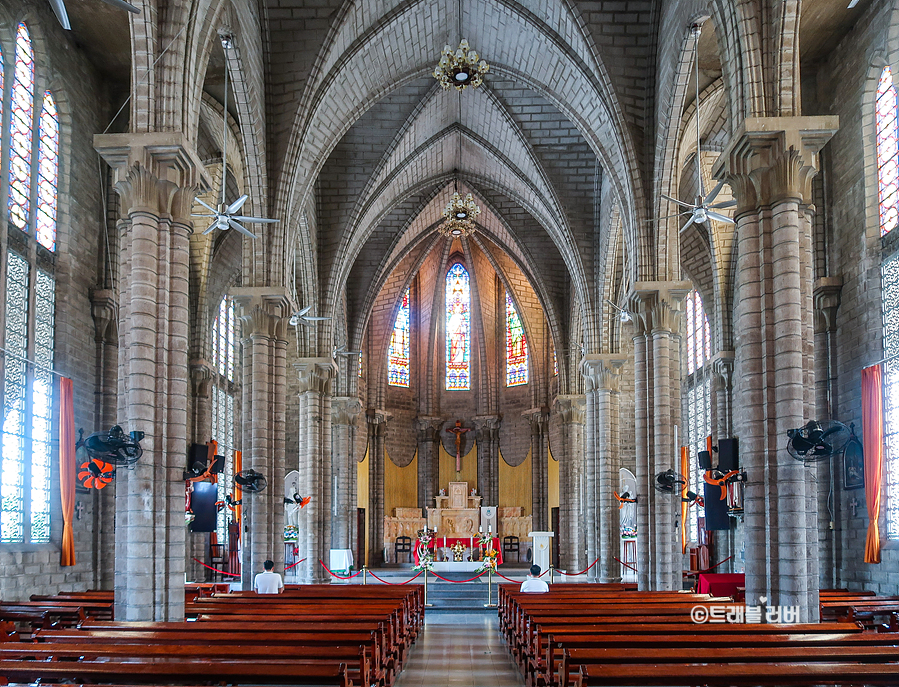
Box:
[443,536,446,548]
[469,535,473,551]
[488,524,492,534]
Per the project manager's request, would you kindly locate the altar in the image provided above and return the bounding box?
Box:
[413,536,504,567]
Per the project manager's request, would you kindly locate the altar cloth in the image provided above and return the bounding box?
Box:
[413,536,503,565]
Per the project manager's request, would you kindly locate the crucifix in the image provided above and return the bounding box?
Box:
[849,497,860,518]
[75,501,84,521]
[446,420,473,472]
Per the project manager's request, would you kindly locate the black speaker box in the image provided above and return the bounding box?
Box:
[718,438,739,471]
[703,482,730,530]
[210,454,225,474]
[698,450,713,470]
[189,443,209,470]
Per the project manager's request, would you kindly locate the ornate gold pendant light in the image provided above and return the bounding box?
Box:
[438,187,480,238]
[433,39,489,91]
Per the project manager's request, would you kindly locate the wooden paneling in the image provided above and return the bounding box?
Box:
[438,441,478,494]
[499,447,531,515]
[384,449,418,518]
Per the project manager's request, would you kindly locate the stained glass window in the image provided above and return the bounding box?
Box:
[388,289,410,387]
[445,263,471,390]
[506,291,528,386]
[881,255,899,538]
[211,296,239,544]
[1,253,55,543]
[359,352,363,378]
[8,24,35,233]
[682,289,712,542]
[553,348,558,376]
[878,67,899,236]
[36,93,59,251]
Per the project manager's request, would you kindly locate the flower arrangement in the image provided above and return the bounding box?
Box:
[412,550,434,572]
[620,526,637,539]
[284,525,298,542]
[476,530,493,548]
[417,528,434,546]
[476,547,498,573]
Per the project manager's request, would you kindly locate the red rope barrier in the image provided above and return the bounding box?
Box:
[318,559,364,579]
[191,557,240,577]
[563,557,600,576]
[430,570,486,583]
[367,570,424,585]
[285,558,306,570]
[613,556,637,572]
[694,555,734,574]
[494,571,521,583]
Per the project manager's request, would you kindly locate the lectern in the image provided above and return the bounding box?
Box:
[528,531,554,572]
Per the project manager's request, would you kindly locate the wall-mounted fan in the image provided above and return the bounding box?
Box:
[76,426,144,466]
[682,490,704,507]
[234,469,267,493]
[655,469,687,494]
[78,458,116,489]
[786,420,852,463]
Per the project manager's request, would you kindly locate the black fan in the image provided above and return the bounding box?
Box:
[234,469,267,493]
[682,490,703,506]
[655,469,687,494]
[76,425,144,466]
[786,420,852,463]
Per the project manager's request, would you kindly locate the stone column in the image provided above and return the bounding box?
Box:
[525,408,550,531]
[234,290,291,590]
[331,397,363,550]
[714,116,838,621]
[187,361,212,582]
[711,353,737,571]
[553,395,585,573]
[367,410,390,566]
[95,134,209,620]
[474,415,501,507]
[582,357,626,582]
[630,282,691,591]
[415,417,443,510]
[293,358,337,583]
[90,289,118,590]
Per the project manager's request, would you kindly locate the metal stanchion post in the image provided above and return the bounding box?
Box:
[484,567,497,608]
[550,564,555,584]
[424,568,433,607]
[362,565,367,585]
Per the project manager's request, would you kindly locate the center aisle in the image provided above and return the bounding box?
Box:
[394,612,526,687]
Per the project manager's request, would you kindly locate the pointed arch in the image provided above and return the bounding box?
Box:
[505,290,528,386]
[445,263,471,390]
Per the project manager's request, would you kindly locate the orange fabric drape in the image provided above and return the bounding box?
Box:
[206,440,219,474]
[233,450,242,534]
[59,377,76,566]
[681,445,689,554]
[862,364,884,564]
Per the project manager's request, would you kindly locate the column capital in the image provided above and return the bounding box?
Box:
[711,351,735,389]
[474,414,502,440]
[332,396,363,426]
[523,406,550,433]
[90,288,118,344]
[581,354,627,392]
[234,289,292,341]
[294,358,337,395]
[712,116,839,210]
[415,415,444,440]
[190,359,213,398]
[366,408,393,426]
[629,281,693,336]
[814,276,843,333]
[95,132,212,191]
[553,395,586,424]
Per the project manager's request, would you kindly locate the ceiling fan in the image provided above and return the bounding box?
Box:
[289,305,330,327]
[192,36,278,240]
[49,0,139,31]
[333,342,362,358]
[660,24,735,234]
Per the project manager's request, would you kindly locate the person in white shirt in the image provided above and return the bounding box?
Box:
[253,559,284,594]
[520,564,549,593]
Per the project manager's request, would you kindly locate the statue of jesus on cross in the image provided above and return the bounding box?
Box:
[446,420,473,473]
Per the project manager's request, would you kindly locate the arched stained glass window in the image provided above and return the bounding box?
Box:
[506,291,528,386]
[877,66,899,236]
[388,288,410,387]
[211,296,239,544]
[682,289,711,544]
[8,23,35,233]
[36,92,59,251]
[445,263,471,390]
[553,348,558,376]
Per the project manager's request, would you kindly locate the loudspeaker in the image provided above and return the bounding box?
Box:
[698,450,713,470]
[703,482,730,530]
[188,443,209,470]
[718,438,739,472]
[210,454,225,474]
[188,482,218,532]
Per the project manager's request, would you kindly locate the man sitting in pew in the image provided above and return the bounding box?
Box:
[520,565,549,593]
[254,559,284,594]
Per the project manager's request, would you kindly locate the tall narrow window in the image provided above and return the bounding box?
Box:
[211,296,239,545]
[505,291,528,386]
[878,66,899,236]
[388,288,410,387]
[682,289,711,543]
[553,348,558,376]
[445,263,471,390]
[1,22,58,544]
[881,255,899,538]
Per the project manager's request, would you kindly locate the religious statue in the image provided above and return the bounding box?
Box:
[446,420,472,472]
[451,540,465,562]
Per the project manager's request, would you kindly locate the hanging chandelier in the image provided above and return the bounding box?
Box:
[433,39,489,91]
[438,190,480,238]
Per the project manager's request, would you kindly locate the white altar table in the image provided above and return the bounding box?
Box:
[430,561,482,572]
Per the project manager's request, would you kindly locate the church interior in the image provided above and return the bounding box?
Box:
[4,0,899,683]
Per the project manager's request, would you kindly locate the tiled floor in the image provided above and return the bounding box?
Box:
[395,612,526,687]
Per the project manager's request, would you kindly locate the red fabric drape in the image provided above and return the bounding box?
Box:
[681,445,689,554]
[233,450,242,535]
[862,364,884,564]
[59,377,76,566]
